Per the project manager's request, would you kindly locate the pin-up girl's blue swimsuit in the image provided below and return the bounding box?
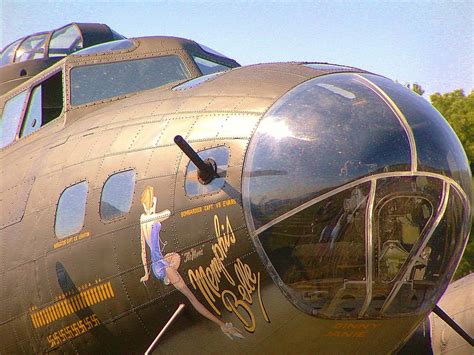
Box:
[147,222,168,281]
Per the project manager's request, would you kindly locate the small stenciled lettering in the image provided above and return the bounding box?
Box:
[47,314,100,348]
[324,322,381,338]
[183,247,204,263]
[53,231,90,249]
[180,199,237,218]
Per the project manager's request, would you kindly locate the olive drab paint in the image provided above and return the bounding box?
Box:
[0,23,472,354]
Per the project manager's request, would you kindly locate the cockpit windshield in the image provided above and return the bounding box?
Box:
[70,55,189,106]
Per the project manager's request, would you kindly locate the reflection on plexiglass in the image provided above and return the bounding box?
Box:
[257,176,464,318]
[185,146,228,197]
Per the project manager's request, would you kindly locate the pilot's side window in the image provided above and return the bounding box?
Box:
[185,146,229,197]
[55,181,88,239]
[0,91,28,148]
[100,170,136,221]
[20,71,63,138]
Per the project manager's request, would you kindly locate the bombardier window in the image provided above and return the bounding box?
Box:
[193,56,230,75]
[55,181,88,239]
[185,146,228,197]
[243,72,472,320]
[100,170,136,220]
[20,71,63,138]
[0,91,28,148]
[70,55,189,106]
[257,184,369,315]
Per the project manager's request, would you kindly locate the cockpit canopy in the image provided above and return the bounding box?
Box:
[0,24,240,149]
[0,23,124,66]
[0,23,125,96]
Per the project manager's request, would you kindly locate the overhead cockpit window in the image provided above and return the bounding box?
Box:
[73,39,134,56]
[0,91,28,148]
[100,170,136,221]
[20,71,64,138]
[193,56,230,75]
[55,181,88,239]
[15,33,48,62]
[185,146,228,197]
[71,55,189,106]
[49,24,83,57]
[0,39,22,65]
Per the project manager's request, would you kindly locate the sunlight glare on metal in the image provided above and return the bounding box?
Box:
[259,119,294,140]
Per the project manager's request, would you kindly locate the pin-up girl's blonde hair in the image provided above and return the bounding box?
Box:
[141,185,154,210]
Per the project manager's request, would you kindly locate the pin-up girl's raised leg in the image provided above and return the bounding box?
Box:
[163,252,243,339]
[139,186,243,340]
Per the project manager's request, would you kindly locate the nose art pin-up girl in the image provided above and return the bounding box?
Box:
[139,186,243,340]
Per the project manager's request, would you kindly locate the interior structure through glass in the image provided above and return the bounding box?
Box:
[243,72,472,319]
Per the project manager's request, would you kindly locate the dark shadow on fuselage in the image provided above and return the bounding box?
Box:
[50,262,117,353]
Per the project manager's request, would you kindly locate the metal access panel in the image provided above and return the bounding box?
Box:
[0,177,35,229]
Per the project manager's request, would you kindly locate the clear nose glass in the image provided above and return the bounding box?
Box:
[244,73,412,231]
[243,73,472,319]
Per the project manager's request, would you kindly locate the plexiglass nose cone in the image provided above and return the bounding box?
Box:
[243,73,472,319]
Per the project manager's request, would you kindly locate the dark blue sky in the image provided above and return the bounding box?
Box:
[1,0,472,96]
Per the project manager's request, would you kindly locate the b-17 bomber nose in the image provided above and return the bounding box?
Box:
[242,72,472,319]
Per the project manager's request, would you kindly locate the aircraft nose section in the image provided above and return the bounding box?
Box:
[242,73,472,319]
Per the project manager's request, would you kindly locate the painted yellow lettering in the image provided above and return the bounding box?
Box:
[188,268,221,315]
[234,259,256,303]
[222,290,256,332]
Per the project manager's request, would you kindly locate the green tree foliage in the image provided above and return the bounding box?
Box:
[406,85,473,278]
[430,89,474,165]
[429,89,474,279]
[454,229,474,278]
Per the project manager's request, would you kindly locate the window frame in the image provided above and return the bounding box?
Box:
[12,68,65,144]
[14,32,49,63]
[19,85,42,138]
[99,169,136,222]
[0,90,29,149]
